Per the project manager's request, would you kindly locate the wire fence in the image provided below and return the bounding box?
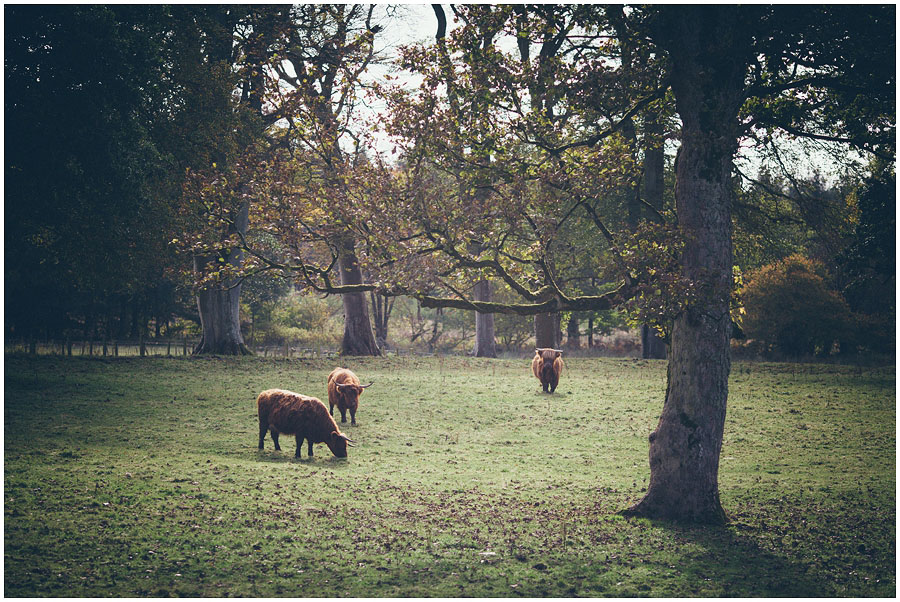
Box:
[5,329,647,359]
[5,339,197,357]
[5,338,891,370]
[3,339,439,359]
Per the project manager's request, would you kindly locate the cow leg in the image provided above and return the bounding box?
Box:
[339,408,347,423]
[542,381,549,393]
[271,430,281,451]
[350,408,356,426]
[295,436,303,458]
[308,439,314,457]
[258,422,267,449]
[330,402,335,417]
[549,380,557,394]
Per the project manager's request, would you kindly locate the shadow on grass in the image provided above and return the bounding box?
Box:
[640,518,827,597]
[200,441,354,468]
[251,449,353,468]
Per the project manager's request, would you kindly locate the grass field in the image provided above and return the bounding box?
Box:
[4,354,895,597]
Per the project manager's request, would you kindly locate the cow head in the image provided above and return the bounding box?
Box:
[335,381,373,405]
[327,431,355,458]
[536,348,563,363]
[535,348,562,377]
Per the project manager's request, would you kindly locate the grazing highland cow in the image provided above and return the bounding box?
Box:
[327,367,372,426]
[256,389,354,458]
[532,348,564,393]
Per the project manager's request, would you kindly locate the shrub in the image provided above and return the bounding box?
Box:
[271,291,336,333]
[245,291,341,347]
[742,255,854,357]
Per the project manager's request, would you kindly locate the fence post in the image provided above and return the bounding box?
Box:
[139,334,146,357]
[103,341,108,356]
[167,340,171,356]
[183,337,188,356]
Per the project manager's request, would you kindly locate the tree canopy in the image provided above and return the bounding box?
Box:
[6,5,182,341]
[8,5,890,347]
[185,5,893,330]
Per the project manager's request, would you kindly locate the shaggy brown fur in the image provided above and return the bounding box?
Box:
[257,389,354,458]
[327,367,372,426]
[532,348,564,393]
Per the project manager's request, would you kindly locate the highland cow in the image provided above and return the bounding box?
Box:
[256,389,354,458]
[532,348,564,393]
[327,367,372,426]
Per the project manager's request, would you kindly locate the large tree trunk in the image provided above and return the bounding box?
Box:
[472,280,497,357]
[566,314,580,349]
[339,238,381,356]
[194,277,250,355]
[641,123,669,359]
[641,325,667,359]
[534,312,559,348]
[641,130,665,214]
[193,202,251,355]
[625,6,748,524]
[189,8,252,357]
[370,291,393,350]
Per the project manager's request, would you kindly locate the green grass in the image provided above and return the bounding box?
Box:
[4,354,895,597]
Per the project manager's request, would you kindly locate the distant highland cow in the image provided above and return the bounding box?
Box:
[532,348,564,393]
[327,367,372,425]
[256,389,354,458]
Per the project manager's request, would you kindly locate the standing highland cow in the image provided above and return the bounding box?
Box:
[257,389,354,458]
[532,348,564,393]
[327,367,373,425]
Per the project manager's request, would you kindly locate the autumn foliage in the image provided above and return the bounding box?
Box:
[742,255,855,357]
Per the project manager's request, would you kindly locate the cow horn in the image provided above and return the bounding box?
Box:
[360,381,374,389]
[341,434,356,446]
[553,348,564,354]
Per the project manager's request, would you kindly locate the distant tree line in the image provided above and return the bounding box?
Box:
[7,5,892,360]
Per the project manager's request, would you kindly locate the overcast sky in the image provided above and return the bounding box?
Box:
[380,4,440,49]
[358,4,856,181]
[356,4,441,155]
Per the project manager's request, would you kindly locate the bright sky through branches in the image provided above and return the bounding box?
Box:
[363,4,440,156]
[360,4,862,183]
